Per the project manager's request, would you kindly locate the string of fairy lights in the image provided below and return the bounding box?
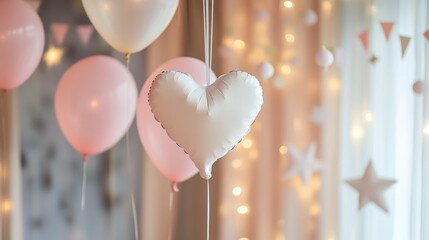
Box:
[217,0,338,239]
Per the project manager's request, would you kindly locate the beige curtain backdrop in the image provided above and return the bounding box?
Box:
[0,92,22,240]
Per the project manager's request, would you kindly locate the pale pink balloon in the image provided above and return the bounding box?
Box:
[137,57,216,183]
[55,55,137,157]
[0,0,45,91]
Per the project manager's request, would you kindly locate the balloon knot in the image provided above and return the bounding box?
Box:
[171,182,179,193]
[82,154,88,163]
[124,53,131,61]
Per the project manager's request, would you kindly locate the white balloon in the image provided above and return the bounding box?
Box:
[149,71,263,179]
[302,9,318,26]
[82,0,179,54]
[257,61,275,80]
[315,46,334,68]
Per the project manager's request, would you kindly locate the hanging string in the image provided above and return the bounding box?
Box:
[203,0,215,86]
[167,183,176,240]
[0,92,7,239]
[206,179,211,240]
[202,1,214,239]
[124,53,139,240]
[81,156,88,210]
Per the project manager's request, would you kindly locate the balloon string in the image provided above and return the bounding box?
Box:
[206,179,210,240]
[0,92,7,238]
[81,159,87,211]
[131,192,139,240]
[203,0,214,86]
[124,53,139,240]
[167,188,174,240]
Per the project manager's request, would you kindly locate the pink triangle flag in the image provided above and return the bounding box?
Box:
[50,23,69,46]
[76,25,94,46]
[380,22,394,41]
[358,30,369,52]
[424,30,429,41]
[26,0,42,11]
[399,35,411,59]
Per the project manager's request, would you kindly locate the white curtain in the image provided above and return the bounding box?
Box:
[339,0,429,240]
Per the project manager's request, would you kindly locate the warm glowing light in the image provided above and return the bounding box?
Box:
[279,145,288,155]
[239,238,249,240]
[293,117,302,130]
[103,3,111,11]
[232,159,242,169]
[369,4,377,15]
[249,149,259,160]
[283,0,294,8]
[322,0,333,13]
[365,112,373,122]
[312,177,321,190]
[351,124,364,141]
[2,199,12,213]
[275,234,285,240]
[44,46,64,67]
[242,139,253,149]
[233,39,246,49]
[90,99,99,109]
[328,78,340,93]
[309,204,320,216]
[232,187,242,196]
[237,205,249,214]
[281,64,291,75]
[423,124,429,135]
[285,34,295,43]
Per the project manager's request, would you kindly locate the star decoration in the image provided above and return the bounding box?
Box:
[346,160,397,213]
[282,143,323,185]
[369,54,378,64]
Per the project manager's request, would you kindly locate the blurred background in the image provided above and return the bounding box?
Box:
[1,0,429,239]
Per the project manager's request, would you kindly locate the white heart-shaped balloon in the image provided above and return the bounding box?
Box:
[149,71,263,179]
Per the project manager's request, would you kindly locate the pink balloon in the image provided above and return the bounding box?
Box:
[55,55,137,157]
[137,57,216,183]
[0,0,45,91]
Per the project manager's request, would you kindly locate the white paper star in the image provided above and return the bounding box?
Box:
[282,143,323,185]
[346,160,397,213]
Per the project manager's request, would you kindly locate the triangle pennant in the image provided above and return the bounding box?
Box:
[380,21,394,41]
[399,35,411,59]
[358,30,369,52]
[424,30,429,41]
[50,23,70,46]
[26,0,42,11]
[76,25,94,46]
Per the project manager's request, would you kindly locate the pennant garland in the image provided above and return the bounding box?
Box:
[424,30,429,41]
[50,23,70,46]
[26,0,42,11]
[380,21,394,41]
[76,25,95,47]
[399,35,411,59]
[358,30,369,52]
